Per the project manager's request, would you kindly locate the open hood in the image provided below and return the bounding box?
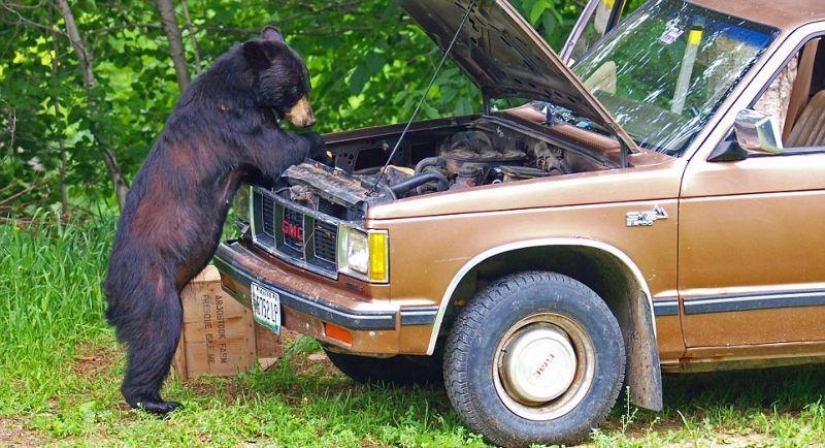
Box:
[398,0,636,151]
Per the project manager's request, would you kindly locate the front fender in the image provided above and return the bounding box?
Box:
[430,238,663,411]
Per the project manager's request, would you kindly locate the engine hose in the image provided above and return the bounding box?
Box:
[390,172,449,196]
[414,157,443,175]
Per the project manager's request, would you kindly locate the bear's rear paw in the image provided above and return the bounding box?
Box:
[135,399,184,415]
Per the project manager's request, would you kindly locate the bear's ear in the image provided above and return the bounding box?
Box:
[260,26,285,43]
[243,41,274,70]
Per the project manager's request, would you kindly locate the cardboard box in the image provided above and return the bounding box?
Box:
[172,265,283,380]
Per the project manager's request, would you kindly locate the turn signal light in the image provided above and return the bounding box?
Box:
[324,322,354,345]
[369,232,388,283]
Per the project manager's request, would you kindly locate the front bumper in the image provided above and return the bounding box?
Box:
[214,241,438,353]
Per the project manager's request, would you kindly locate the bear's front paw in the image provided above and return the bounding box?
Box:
[135,399,184,415]
[305,133,333,166]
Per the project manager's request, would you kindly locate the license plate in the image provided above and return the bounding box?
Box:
[251,283,281,334]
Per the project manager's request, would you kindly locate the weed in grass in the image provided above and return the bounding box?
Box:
[621,386,640,434]
[676,410,698,448]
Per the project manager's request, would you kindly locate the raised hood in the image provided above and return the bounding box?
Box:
[398,0,636,150]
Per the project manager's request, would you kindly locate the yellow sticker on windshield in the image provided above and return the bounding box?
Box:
[688,29,703,46]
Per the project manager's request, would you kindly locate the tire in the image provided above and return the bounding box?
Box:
[324,347,443,386]
[444,271,625,448]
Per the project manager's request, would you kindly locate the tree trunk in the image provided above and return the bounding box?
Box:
[155,0,191,91]
[180,0,202,75]
[48,5,69,214]
[101,147,130,207]
[53,0,95,89]
[54,0,128,209]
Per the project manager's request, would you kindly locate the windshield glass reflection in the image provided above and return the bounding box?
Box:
[572,0,776,156]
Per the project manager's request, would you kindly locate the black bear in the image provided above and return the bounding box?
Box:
[103,26,324,414]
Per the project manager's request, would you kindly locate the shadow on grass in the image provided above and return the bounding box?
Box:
[185,344,825,445]
[56,334,825,446]
[236,350,455,416]
[597,363,825,444]
[661,364,825,412]
[173,349,486,446]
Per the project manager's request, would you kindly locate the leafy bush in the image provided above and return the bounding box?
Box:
[0,1,585,217]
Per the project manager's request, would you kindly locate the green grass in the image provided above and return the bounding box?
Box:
[2,215,824,447]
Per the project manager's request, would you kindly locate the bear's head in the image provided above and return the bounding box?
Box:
[242,27,315,128]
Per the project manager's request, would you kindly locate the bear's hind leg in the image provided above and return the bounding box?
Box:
[120,286,184,415]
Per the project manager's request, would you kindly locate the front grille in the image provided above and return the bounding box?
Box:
[282,207,304,253]
[251,188,338,278]
[262,196,275,236]
[318,199,337,215]
[314,221,337,263]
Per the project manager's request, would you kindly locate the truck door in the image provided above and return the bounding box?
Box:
[679,35,825,359]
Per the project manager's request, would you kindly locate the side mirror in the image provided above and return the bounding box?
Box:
[733,109,784,154]
[709,109,784,162]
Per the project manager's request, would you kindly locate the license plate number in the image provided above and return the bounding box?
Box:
[251,283,281,334]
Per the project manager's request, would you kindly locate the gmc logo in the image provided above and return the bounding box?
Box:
[282,220,303,240]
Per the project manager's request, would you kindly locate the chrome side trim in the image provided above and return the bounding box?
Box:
[683,289,825,315]
[653,298,680,317]
[399,306,439,326]
[425,238,655,355]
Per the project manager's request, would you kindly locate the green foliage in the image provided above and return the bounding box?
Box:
[0,211,113,413]
[284,2,480,131]
[1,0,591,217]
[515,0,582,49]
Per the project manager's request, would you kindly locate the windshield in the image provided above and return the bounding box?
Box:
[571,0,776,156]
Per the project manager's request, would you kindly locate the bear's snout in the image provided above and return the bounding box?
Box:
[285,96,316,127]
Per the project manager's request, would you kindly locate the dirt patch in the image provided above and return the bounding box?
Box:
[360,439,393,448]
[72,340,119,380]
[704,432,776,447]
[600,414,685,437]
[165,332,348,408]
[593,415,779,448]
[292,351,341,379]
[0,418,47,447]
[184,376,243,402]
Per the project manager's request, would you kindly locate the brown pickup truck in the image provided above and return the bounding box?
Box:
[215,0,825,446]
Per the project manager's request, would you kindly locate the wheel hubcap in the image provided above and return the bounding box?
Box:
[499,324,577,404]
[493,313,595,421]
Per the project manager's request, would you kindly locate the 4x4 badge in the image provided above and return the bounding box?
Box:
[626,206,668,227]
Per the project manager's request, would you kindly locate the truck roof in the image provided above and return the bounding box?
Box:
[690,0,825,31]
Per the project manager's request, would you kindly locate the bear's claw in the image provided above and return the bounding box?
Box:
[135,400,184,415]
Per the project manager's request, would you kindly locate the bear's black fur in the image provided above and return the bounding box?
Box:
[103,26,323,414]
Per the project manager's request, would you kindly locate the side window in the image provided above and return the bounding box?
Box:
[752,55,798,136]
[751,36,824,150]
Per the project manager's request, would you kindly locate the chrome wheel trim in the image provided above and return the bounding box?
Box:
[493,313,596,421]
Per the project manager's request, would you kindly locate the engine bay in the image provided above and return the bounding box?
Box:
[274,115,621,221]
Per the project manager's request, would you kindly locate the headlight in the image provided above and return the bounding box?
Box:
[233,185,252,224]
[337,226,389,283]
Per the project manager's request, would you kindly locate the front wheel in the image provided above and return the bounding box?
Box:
[444,271,625,447]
